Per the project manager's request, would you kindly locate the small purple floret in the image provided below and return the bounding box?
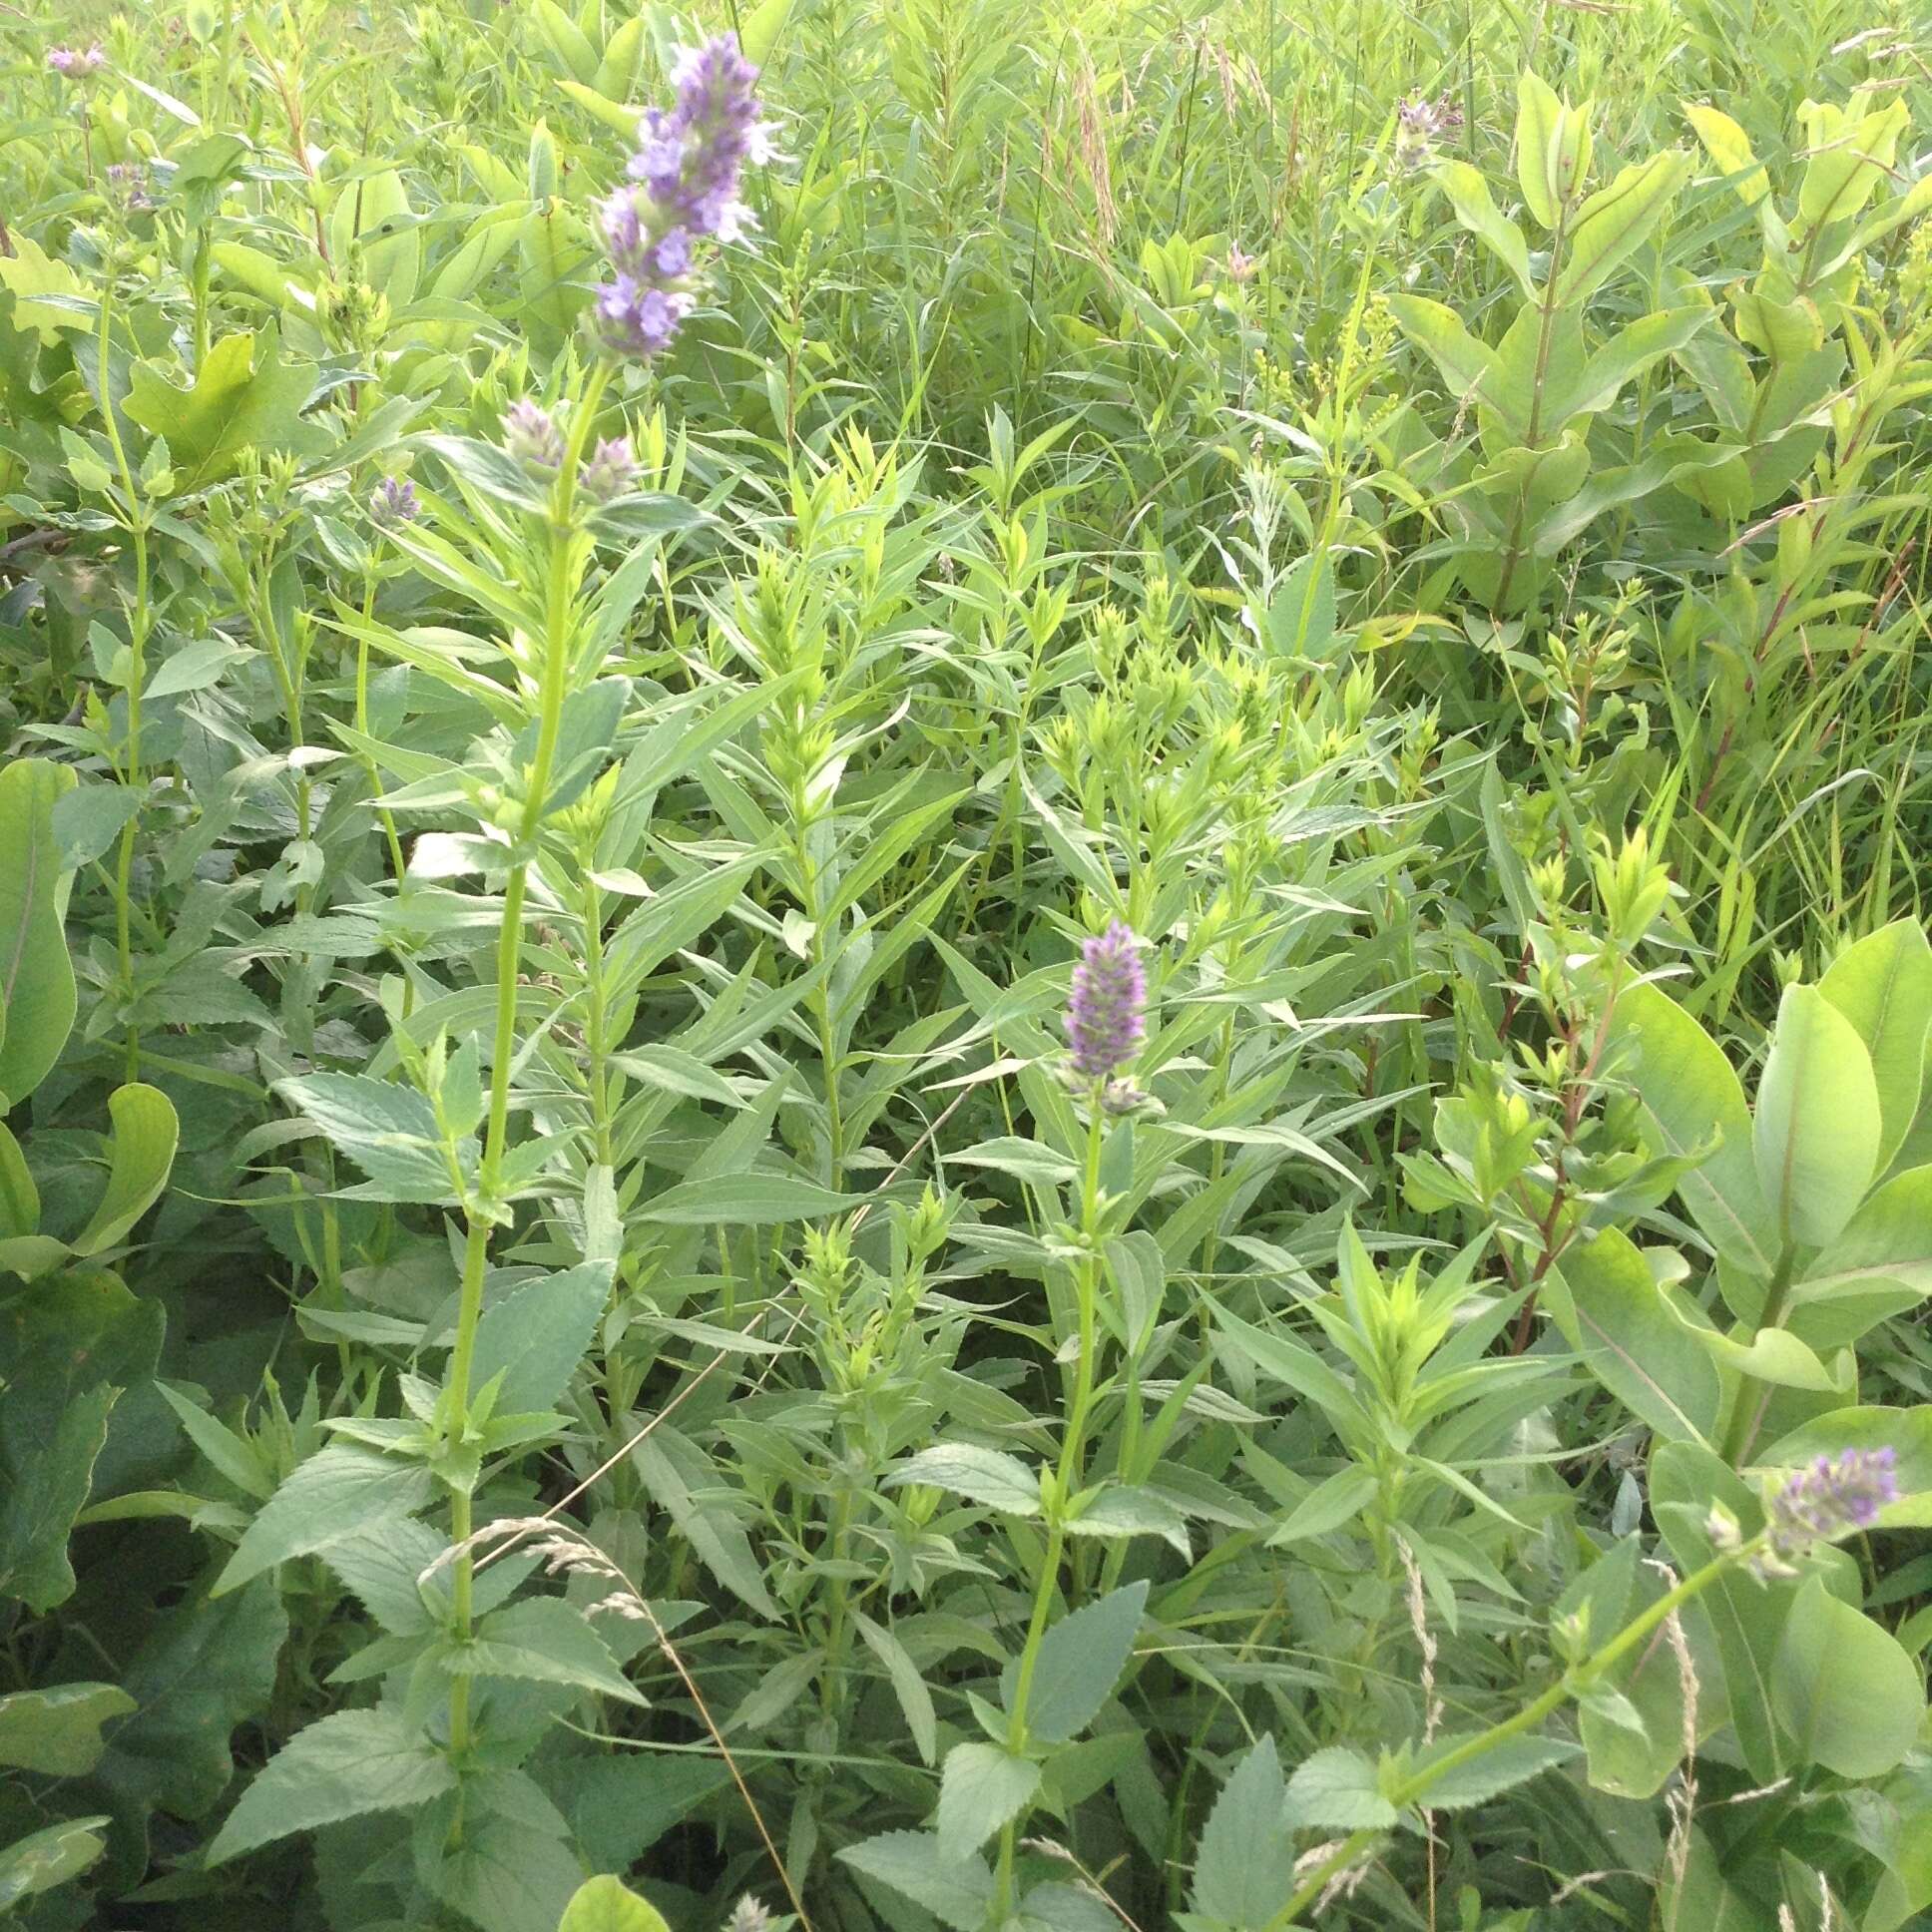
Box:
[1066,921,1147,1085]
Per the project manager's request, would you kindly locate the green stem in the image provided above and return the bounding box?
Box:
[96,264,150,1083]
[993,1101,1109,1920]
[443,362,611,1765]
[1719,1243,1797,1466]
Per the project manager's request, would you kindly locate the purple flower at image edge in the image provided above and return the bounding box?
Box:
[1065,920,1147,1086]
[1767,1446,1899,1557]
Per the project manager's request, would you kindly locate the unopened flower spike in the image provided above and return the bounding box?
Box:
[502,398,566,472]
[369,475,419,530]
[579,436,639,504]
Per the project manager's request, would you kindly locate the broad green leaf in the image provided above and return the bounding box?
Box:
[1434,160,1536,297]
[459,1597,645,1705]
[1265,552,1338,661]
[0,757,77,1107]
[276,1070,467,1205]
[0,1272,162,1612]
[209,1707,456,1862]
[1386,295,1504,412]
[1266,1464,1379,1543]
[1817,920,1932,1173]
[838,1830,994,1931]
[1001,1580,1148,1745]
[1285,1746,1396,1828]
[214,1444,435,1595]
[0,236,92,344]
[1515,71,1580,228]
[1784,1159,1932,1344]
[738,0,796,66]
[636,1173,865,1225]
[431,1802,585,1932]
[1065,1484,1191,1559]
[557,1875,673,1932]
[1754,983,1881,1250]
[1685,103,1768,209]
[71,1082,179,1255]
[467,1260,612,1416]
[0,1684,136,1774]
[851,1609,937,1765]
[1556,150,1692,305]
[1545,306,1711,425]
[1549,1226,1721,1446]
[1772,1577,1925,1777]
[1192,1735,1296,1925]
[1610,981,1772,1276]
[935,1741,1040,1856]
[0,1817,110,1912]
[123,327,329,490]
[888,1444,1041,1517]
[1794,97,1907,237]
[629,1426,776,1618]
[1410,1733,1580,1809]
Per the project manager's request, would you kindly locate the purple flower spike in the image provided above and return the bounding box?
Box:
[369,475,419,530]
[1767,1447,1898,1560]
[503,399,566,472]
[591,33,770,363]
[1066,921,1147,1086]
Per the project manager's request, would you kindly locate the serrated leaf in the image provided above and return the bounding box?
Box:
[935,1741,1040,1856]
[122,327,329,490]
[466,1260,611,1416]
[1410,1733,1580,1809]
[838,1830,995,1931]
[1002,1580,1148,1745]
[1285,1746,1396,1829]
[209,1708,455,1862]
[460,1597,645,1705]
[1193,1734,1296,1924]
[887,1443,1041,1516]
[214,1444,434,1595]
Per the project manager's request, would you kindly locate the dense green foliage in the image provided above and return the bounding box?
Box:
[2,0,1931,1929]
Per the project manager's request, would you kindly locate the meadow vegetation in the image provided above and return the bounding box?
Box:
[2,0,1931,1928]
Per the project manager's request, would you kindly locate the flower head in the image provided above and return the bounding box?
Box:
[726,1899,772,1932]
[369,475,419,530]
[579,436,639,504]
[1226,242,1257,284]
[48,42,107,77]
[502,399,566,472]
[1065,920,1147,1086]
[1395,91,1462,170]
[105,161,157,214]
[592,33,770,362]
